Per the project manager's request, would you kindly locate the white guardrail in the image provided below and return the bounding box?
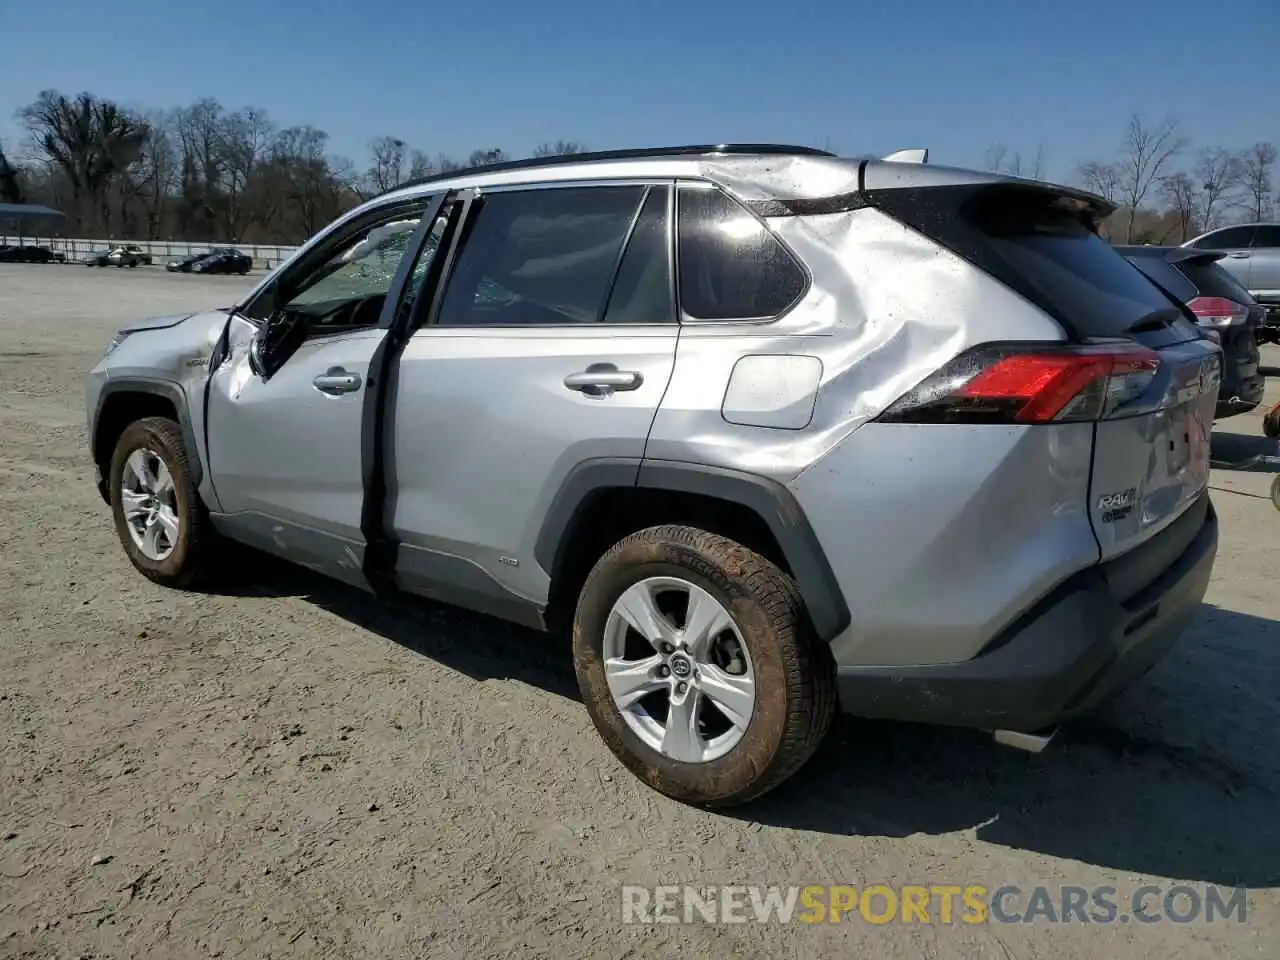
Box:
[0,236,300,271]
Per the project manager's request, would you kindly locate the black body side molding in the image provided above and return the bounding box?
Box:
[533,458,851,643]
[93,377,204,492]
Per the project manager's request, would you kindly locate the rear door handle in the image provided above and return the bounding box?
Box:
[564,363,643,395]
[312,367,362,395]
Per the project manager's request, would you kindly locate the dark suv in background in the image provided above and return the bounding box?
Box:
[1120,245,1264,418]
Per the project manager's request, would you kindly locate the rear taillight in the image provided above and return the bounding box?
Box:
[1187,296,1249,329]
[878,342,1161,424]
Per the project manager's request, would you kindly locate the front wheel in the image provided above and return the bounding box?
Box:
[572,525,835,807]
[108,417,214,588]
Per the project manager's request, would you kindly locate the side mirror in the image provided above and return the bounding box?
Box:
[249,307,309,380]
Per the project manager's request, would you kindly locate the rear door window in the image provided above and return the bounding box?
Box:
[1192,226,1256,250]
[1251,226,1280,249]
[677,184,807,320]
[437,185,647,326]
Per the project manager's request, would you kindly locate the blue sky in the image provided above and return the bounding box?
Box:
[2,0,1277,181]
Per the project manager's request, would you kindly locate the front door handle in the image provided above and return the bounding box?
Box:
[1228,251,1251,258]
[564,363,643,396]
[312,367,362,395]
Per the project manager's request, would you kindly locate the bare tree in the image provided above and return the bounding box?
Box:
[533,140,587,158]
[1192,147,1242,231]
[1240,142,1276,222]
[466,148,507,168]
[366,135,408,194]
[0,139,24,204]
[1159,172,1197,242]
[1115,115,1188,242]
[1010,144,1045,181]
[1079,161,1122,203]
[219,107,275,241]
[407,149,435,179]
[19,90,148,235]
[984,142,1009,173]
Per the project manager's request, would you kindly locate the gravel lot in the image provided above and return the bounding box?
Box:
[1,264,1278,959]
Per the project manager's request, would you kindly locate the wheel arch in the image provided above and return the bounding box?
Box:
[92,378,203,503]
[535,458,850,642]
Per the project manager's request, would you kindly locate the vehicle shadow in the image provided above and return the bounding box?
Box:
[207,554,1280,887]
[206,549,582,702]
[739,603,1280,888]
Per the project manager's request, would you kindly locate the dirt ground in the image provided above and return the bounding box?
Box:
[1,264,1277,959]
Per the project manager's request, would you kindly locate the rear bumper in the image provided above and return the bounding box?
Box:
[836,496,1217,732]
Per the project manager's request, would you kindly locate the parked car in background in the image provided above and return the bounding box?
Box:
[84,245,152,268]
[1182,224,1280,343]
[0,243,65,263]
[191,248,252,275]
[1120,245,1264,419]
[86,145,1221,806]
[166,248,249,273]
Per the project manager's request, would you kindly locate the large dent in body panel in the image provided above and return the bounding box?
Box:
[646,207,1065,482]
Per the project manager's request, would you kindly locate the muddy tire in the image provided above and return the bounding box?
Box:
[572,525,835,807]
[108,417,213,589]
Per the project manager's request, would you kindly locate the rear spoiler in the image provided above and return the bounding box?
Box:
[1114,245,1227,266]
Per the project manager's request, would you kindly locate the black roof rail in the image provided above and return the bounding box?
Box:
[376,143,836,198]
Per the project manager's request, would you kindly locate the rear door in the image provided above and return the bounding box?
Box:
[387,182,679,610]
[1247,225,1280,300]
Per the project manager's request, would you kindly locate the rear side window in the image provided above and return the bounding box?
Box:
[604,186,674,324]
[437,185,646,326]
[677,185,807,320]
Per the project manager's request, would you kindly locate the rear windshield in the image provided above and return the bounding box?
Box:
[869,184,1201,345]
[1177,259,1254,303]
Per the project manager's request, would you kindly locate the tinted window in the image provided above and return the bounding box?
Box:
[979,210,1180,336]
[437,186,645,326]
[677,185,806,320]
[1179,259,1254,303]
[604,186,674,324]
[1252,226,1280,249]
[1193,226,1255,250]
[1124,254,1197,303]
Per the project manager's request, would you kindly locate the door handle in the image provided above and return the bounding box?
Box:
[312,367,362,395]
[564,363,643,395]
[1228,251,1251,258]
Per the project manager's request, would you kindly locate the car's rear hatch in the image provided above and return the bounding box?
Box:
[865,175,1220,561]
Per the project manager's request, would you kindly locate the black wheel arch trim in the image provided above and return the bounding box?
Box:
[93,377,203,491]
[534,457,851,642]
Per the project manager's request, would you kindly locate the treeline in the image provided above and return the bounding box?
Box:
[2,92,1274,248]
[991,115,1275,244]
[0,89,585,244]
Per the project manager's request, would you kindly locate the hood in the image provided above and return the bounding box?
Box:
[119,312,197,335]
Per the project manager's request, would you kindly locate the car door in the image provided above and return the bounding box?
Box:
[1194,225,1257,290]
[204,195,443,588]
[1247,225,1280,301]
[387,182,679,617]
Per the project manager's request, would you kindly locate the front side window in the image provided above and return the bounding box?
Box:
[268,205,431,331]
[677,185,807,320]
[436,185,647,326]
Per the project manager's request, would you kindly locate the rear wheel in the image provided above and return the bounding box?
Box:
[108,417,214,588]
[572,525,835,807]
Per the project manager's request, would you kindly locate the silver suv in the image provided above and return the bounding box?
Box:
[1182,223,1280,342]
[87,145,1221,806]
